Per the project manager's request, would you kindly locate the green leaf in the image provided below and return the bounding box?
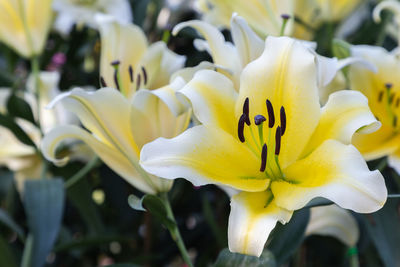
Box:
[128,194,175,231]
[267,208,310,264]
[23,178,65,267]
[0,234,17,267]
[0,113,36,147]
[0,208,25,241]
[332,39,351,59]
[213,248,276,267]
[363,198,400,267]
[6,93,35,124]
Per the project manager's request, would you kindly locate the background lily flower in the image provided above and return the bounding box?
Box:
[0,72,80,192]
[53,0,132,35]
[348,45,400,174]
[41,78,191,194]
[97,15,186,99]
[306,204,359,248]
[196,0,294,37]
[0,0,53,58]
[140,36,387,256]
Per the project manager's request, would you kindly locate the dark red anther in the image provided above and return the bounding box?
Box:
[260,144,267,172]
[266,99,275,128]
[129,65,134,83]
[238,114,247,143]
[141,66,148,85]
[280,106,286,136]
[136,74,141,90]
[113,69,120,90]
[243,98,250,125]
[100,76,107,87]
[275,126,281,155]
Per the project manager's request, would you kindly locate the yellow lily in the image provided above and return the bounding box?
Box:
[96,15,186,99]
[196,0,294,37]
[0,72,82,191]
[347,44,400,173]
[41,77,191,194]
[0,0,53,58]
[140,36,387,256]
[53,0,132,34]
[306,204,359,247]
[293,0,363,39]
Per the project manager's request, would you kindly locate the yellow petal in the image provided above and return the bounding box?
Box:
[352,125,400,161]
[237,36,320,168]
[97,15,148,97]
[131,78,191,149]
[138,42,186,90]
[273,139,387,213]
[178,70,238,135]
[48,88,140,161]
[302,90,381,156]
[0,0,53,57]
[41,125,157,194]
[228,191,292,256]
[140,125,270,192]
[306,204,359,247]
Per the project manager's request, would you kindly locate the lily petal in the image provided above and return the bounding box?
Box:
[97,15,148,96]
[273,139,387,213]
[306,204,359,247]
[237,36,320,168]
[302,90,381,156]
[41,125,157,194]
[48,88,140,160]
[178,70,238,134]
[140,125,270,192]
[228,191,292,257]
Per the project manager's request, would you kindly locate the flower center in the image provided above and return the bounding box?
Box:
[377,82,399,130]
[237,97,287,181]
[100,60,149,96]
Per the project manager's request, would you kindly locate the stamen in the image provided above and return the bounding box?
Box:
[136,74,142,90]
[275,126,281,155]
[141,66,148,85]
[238,114,247,143]
[100,76,107,87]
[280,106,286,136]
[378,91,384,102]
[113,68,120,90]
[243,98,250,125]
[396,98,400,107]
[254,115,266,125]
[394,115,398,127]
[385,83,393,90]
[280,14,291,36]
[260,144,267,172]
[389,93,395,104]
[266,99,275,128]
[129,65,134,83]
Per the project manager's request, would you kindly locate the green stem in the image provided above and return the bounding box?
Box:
[348,247,359,267]
[20,234,34,267]
[160,192,193,267]
[65,156,100,189]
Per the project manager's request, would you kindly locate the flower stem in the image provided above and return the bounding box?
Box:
[64,156,100,189]
[160,192,193,267]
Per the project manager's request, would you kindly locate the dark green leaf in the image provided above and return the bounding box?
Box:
[0,234,18,267]
[213,248,276,267]
[6,93,35,124]
[0,113,36,147]
[363,198,400,267]
[267,208,310,264]
[0,208,25,241]
[23,178,65,267]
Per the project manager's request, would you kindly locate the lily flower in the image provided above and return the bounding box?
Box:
[196,0,294,37]
[306,204,359,248]
[41,77,191,194]
[347,45,400,174]
[53,0,132,35]
[140,36,387,256]
[0,72,81,192]
[97,15,186,99]
[0,0,53,58]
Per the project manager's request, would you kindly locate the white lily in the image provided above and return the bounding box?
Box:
[53,0,132,34]
[41,77,191,194]
[96,15,186,99]
[306,204,359,247]
[0,0,53,58]
[140,36,387,256]
[0,72,81,191]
